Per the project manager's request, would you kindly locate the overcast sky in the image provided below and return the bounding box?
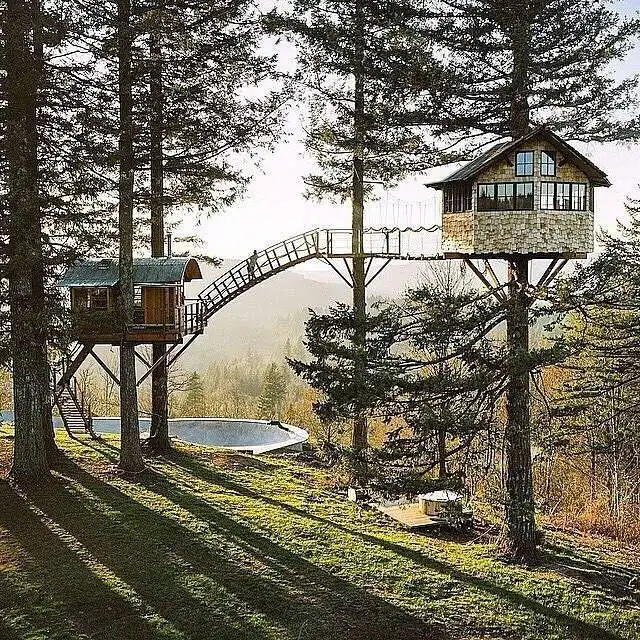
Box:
[193,0,640,266]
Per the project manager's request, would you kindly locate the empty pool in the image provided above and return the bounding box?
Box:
[93,417,309,454]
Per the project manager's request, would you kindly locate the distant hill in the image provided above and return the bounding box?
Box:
[181,259,428,370]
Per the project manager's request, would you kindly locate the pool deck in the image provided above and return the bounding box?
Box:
[376,503,441,529]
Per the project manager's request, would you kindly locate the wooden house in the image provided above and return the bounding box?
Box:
[57,257,204,344]
[427,126,610,258]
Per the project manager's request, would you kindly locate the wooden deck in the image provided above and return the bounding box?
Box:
[375,503,441,529]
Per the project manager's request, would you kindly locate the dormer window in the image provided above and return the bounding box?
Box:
[540,150,556,176]
[515,151,534,176]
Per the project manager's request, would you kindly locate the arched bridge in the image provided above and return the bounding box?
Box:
[195,226,441,321]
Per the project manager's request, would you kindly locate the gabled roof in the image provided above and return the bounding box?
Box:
[57,257,202,287]
[427,125,611,189]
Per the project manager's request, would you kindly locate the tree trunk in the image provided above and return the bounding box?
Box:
[117,0,144,473]
[437,426,447,479]
[6,0,50,482]
[148,10,170,453]
[31,0,58,463]
[351,0,367,453]
[504,256,537,562]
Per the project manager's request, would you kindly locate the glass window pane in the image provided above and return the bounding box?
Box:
[89,287,108,309]
[556,183,571,210]
[541,183,554,210]
[540,151,556,176]
[572,183,587,211]
[515,182,534,210]
[515,151,534,176]
[496,183,514,210]
[477,184,495,211]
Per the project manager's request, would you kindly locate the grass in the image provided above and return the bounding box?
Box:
[0,425,639,639]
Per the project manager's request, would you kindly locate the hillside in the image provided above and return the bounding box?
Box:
[1,428,638,640]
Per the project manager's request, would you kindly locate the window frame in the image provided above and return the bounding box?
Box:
[515,150,534,177]
[88,287,109,309]
[540,150,556,177]
[540,182,589,211]
[477,182,534,211]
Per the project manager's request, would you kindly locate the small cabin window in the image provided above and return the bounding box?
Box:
[134,286,143,307]
[515,183,534,210]
[444,184,472,213]
[540,150,556,176]
[88,287,108,309]
[496,183,514,210]
[541,182,588,211]
[515,151,534,176]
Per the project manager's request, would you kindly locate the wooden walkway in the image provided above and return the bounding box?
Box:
[376,503,441,529]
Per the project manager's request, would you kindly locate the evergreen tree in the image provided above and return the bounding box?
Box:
[419,0,640,563]
[269,0,448,451]
[180,371,206,417]
[259,363,288,420]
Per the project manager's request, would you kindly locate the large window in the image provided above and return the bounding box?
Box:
[515,151,534,176]
[444,184,473,213]
[477,182,534,211]
[540,182,588,211]
[540,150,556,176]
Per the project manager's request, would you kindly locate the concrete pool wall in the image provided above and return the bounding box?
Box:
[0,411,309,455]
[93,417,309,454]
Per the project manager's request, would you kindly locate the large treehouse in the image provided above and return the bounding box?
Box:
[427,126,610,258]
[58,257,204,345]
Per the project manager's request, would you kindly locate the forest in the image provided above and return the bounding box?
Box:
[2,1,640,634]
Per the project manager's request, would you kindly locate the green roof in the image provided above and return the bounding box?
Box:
[57,257,202,287]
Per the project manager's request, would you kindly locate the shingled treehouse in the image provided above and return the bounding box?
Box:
[427,126,610,258]
[58,257,204,344]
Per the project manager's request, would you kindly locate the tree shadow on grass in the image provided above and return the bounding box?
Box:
[0,482,159,639]
[166,450,632,640]
[542,542,640,602]
[21,456,444,640]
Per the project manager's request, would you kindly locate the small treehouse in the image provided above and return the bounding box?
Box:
[428,126,610,258]
[58,257,204,345]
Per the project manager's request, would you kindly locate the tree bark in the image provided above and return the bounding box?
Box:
[351,0,367,453]
[117,0,144,473]
[148,8,170,453]
[5,0,50,482]
[504,256,537,562]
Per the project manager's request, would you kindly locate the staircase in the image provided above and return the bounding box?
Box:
[51,346,96,438]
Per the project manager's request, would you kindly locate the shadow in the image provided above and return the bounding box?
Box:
[167,450,629,640]
[0,482,158,639]
[543,542,640,601]
[22,457,443,640]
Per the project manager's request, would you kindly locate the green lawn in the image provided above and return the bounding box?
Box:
[0,427,638,640]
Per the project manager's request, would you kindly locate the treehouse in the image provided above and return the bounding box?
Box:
[427,126,610,258]
[57,257,204,345]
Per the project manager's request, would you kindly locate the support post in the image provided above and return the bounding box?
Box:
[504,255,537,562]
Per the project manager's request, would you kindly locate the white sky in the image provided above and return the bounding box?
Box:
[190,1,640,270]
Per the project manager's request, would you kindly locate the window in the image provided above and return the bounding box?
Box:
[541,182,588,211]
[515,183,534,210]
[134,286,143,308]
[444,184,473,213]
[477,182,533,211]
[88,287,108,309]
[477,184,496,211]
[556,183,571,210]
[540,150,556,176]
[515,151,534,176]
[540,182,554,210]
[572,184,587,211]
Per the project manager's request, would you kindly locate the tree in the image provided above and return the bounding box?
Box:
[117,0,144,473]
[258,363,288,420]
[4,0,51,481]
[270,0,448,450]
[420,0,640,563]
[180,372,206,417]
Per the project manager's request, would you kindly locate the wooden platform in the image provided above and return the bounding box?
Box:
[376,503,441,529]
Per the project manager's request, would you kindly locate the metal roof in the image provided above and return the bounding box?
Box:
[427,125,611,189]
[57,257,202,287]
